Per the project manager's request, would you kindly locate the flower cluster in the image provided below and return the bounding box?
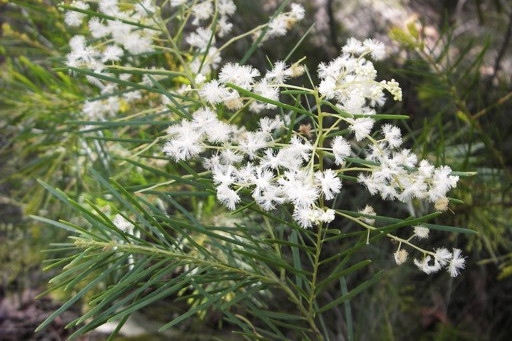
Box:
[63,0,162,120]
[159,41,346,227]
[318,38,402,142]
[163,106,340,228]
[413,248,465,277]
[173,1,305,77]
[162,34,466,275]
[390,225,465,276]
[65,0,158,70]
[264,3,305,40]
[199,60,304,112]
[175,0,237,75]
[357,128,459,208]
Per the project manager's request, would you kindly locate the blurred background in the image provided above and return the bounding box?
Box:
[1,0,511,339]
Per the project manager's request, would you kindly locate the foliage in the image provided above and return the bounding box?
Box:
[1,0,511,340]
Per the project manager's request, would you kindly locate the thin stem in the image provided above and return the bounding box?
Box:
[335,211,435,256]
[217,24,267,54]
[74,238,276,283]
[304,90,327,341]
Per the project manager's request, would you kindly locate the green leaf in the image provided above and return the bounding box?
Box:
[318,271,385,313]
[36,257,125,332]
[316,260,372,293]
[226,82,312,116]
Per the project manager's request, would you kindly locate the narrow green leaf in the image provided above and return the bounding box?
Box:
[226,83,312,116]
[316,260,371,293]
[36,258,123,332]
[318,271,384,313]
[340,277,354,341]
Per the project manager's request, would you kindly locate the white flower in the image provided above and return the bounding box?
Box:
[293,207,315,228]
[121,33,153,54]
[251,167,274,196]
[219,63,260,89]
[217,16,233,37]
[163,123,204,161]
[192,1,213,25]
[218,0,236,16]
[418,160,434,177]
[414,255,442,274]
[394,249,408,265]
[413,225,430,239]
[348,117,375,141]
[290,4,305,20]
[88,18,110,38]
[123,90,141,102]
[186,27,213,51]
[342,38,365,55]
[102,45,124,62]
[258,149,279,170]
[321,209,335,223]
[268,15,288,37]
[382,124,402,148]
[216,184,240,210]
[428,166,459,202]
[434,248,452,266]
[363,38,386,60]
[258,117,283,134]
[99,0,120,16]
[265,61,289,83]
[213,165,237,186]
[288,136,313,161]
[278,170,319,208]
[206,121,232,143]
[318,77,337,99]
[195,74,207,85]
[219,149,242,165]
[331,136,351,165]
[315,169,342,200]
[199,80,231,104]
[254,185,286,211]
[359,205,376,225]
[447,248,465,277]
[238,132,270,158]
[65,1,89,27]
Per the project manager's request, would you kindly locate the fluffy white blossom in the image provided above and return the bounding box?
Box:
[382,124,402,148]
[219,63,260,89]
[448,248,465,277]
[160,36,464,274]
[413,225,430,239]
[191,1,214,25]
[413,248,465,277]
[265,3,305,39]
[186,27,214,51]
[359,205,376,225]
[394,249,408,265]
[65,1,89,27]
[331,136,351,165]
[315,169,342,200]
[414,255,442,274]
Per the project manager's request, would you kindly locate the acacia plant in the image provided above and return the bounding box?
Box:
[33,1,475,339]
